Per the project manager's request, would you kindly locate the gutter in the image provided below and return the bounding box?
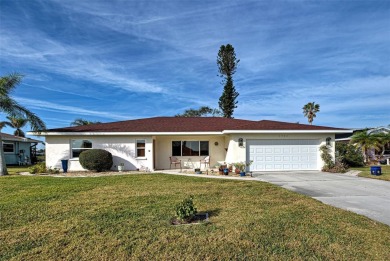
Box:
[28,129,353,136]
[222,129,353,134]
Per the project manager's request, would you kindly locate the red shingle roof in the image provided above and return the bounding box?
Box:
[45,117,347,133]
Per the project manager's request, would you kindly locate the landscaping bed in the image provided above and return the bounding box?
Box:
[1,174,390,260]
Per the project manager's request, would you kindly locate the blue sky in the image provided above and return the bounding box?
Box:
[1,0,389,139]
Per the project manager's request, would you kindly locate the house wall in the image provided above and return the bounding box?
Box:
[4,141,33,165]
[155,135,226,170]
[45,136,153,171]
[44,132,336,172]
[225,133,335,170]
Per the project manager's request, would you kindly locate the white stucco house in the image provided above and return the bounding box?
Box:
[29,117,351,172]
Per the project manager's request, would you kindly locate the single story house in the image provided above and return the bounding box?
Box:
[29,117,351,172]
[1,133,42,165]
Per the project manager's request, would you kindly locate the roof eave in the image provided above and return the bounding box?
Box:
[27,131,224,136]
[222,129,353,134]
[29,129,353,136]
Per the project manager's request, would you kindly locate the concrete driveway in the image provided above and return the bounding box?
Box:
[253,171,390,226]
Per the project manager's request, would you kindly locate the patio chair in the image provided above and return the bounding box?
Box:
[200,156,210,169]
[169,156,181,169]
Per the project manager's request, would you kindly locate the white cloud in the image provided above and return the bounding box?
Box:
[0,30,164,94]
[15,97,130,120]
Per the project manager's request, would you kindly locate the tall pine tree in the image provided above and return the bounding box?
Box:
[217,44,239,118]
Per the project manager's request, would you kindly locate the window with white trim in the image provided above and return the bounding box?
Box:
[136,140,145,157]
[71,139,92,158]
[172,141,209,156]
[3,142,14,153]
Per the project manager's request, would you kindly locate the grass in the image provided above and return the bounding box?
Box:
[5,165,31,175]
[350,165,390,181]
[1,174,390,260]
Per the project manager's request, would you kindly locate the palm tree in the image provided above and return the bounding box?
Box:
[350,131,381,163]
[0,73,46,175]
[6,116,28,137]
[70,118,101,126]
[374,132,390,159]
[302,102,320,125]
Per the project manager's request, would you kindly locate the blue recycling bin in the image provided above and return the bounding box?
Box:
[61,159,69,173]
[370,166,381,176]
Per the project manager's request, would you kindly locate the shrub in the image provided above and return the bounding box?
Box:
[320,145,348,173]
[47,166,60,174]
[175,195,197,222]
[79,149,113,172]
[29,163,61,174]
[29,162,47,174]
[336,143,364,167]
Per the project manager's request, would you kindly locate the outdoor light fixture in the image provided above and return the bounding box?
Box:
[326,137,331,146]
[214,141,219,146]
[238,138,244,147]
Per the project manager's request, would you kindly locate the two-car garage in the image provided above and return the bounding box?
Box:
[247,139,320,171]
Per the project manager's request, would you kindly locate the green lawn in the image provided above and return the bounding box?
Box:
[5,165,31,175]
[351,165,390,181]
[1,174,390,260]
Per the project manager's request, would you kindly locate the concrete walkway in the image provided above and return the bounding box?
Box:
[157,170,258,181]
[253,171,390,226]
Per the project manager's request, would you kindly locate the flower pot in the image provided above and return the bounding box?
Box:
[235,168,240,174]
[223,168,229,175]
[240,172,246,177]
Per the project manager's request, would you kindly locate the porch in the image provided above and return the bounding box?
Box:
[153,134,229,170]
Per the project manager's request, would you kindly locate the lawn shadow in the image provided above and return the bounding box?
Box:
[203,208,221,218]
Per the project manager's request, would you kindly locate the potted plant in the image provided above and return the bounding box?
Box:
[223,164,231,175]
[237,161,253,176]
[215,163,223,175]
[118,163,125,172]
[233,162,244,174]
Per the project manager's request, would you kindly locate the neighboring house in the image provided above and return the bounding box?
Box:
[335,128,367,143]
[1,133,42,165]
[29,117,351,172]
[337,127,390,161]
[367,127,390,160]
[367,126,390,135]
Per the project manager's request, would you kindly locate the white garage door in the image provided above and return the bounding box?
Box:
[247,139,319,171]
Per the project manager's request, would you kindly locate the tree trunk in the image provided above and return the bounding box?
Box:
[0,135,9,175]
[363,148,369,163]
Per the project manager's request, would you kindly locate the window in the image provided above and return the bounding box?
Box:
[172,141,209,156]
[136,140,145,157]
[3,143,14,153]
[200,141,209,156]
[172,141,181,156]
[182,141,199,156]
[71,139,92,158]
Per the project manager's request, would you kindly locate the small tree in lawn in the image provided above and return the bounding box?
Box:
[217,44,239,118]
[302,102,320,125]
[0,73,46,175]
